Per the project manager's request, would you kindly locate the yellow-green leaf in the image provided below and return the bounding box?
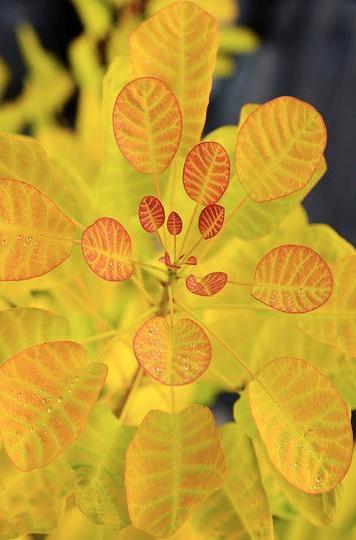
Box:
[248,357,353,493]
[125,404,226,537]
[0,341,107,471]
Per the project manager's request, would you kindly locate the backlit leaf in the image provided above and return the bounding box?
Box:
[130,1,218,155]
[199,204,225,239]
[133,316,211,385]
[186,272,228,296]
[81,217,133,281]
[251,244,333,313]
[125,404,226,537]
[159,251,180,269]
[236,96,327,201]
[248,357,353,493]
[0,178,75,280]
[113,77,182,173]
[184,255,197,265]
[138,195,165,233]
[167,211,183,235]
[66,403,135,530]
[183,141,230,205]
[0,341,107,471]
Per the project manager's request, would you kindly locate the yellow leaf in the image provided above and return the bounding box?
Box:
[248,357,353,493]
[125,404,226,537]
[219,26,260,55]
[130,1,218,156]
[0,341,107,471]
[66,403,135,530]
[0,58,9,99]
[236,97,327,202]
[71,0,112,39]
[148,0,238,24]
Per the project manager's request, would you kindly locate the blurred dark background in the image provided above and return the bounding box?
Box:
[0,0,355,243]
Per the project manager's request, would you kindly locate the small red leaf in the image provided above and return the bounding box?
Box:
[198,204,225,239]
[186,272,228,296]
[159,252,180,269]
[138,196,165,233]
[167,211,183,236]
[184,256,198,266]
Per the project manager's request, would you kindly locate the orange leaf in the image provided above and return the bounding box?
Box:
[251,244,333,313]
[159,252,180,269]
[133,316,211,385]
[198,203,225,239]
[167,211,183,236]
[130,2,218,155]
[0,341,107,471]
[125,404,226,537]
[183,141,230,205]
[236,96,327,202]
[138,195,165,233]
[186,272,228,296]
[184,255,197,266]
[112,77,182,173]
[81,217,133,282]
[0,178,74,280]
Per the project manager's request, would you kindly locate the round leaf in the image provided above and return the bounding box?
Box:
[167,211,183,236]
[198,203,225,239]
[138,195,165,233]
[186,272,228,296]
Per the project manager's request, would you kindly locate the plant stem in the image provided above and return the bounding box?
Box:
[117,367,144,423]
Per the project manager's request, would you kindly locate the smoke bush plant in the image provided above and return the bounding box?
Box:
[0,2,355,539]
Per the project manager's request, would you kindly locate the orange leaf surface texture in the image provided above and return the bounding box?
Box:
[183,141,230,205]
[198,203,225,239]
[0,178,74,280]
[0,341,107,471]
[125,404,226,537]
[138,195,165,233]
[236,96,327,201]
[133,316,211,385]
[251,244,333,313]
[186,272,228,296]
[248,357,353,493]
[167,211,183,236]
[113,77,182,173]
[81,217,133,281]
[130,1,218,155]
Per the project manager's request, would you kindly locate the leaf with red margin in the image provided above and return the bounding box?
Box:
[81,217,133,282]
[138,195,165,233]
[0,178,75,281]
[167,211,183,236]
[133,316,211,385]
[199,204,225,239]
[236,96,327,202]
[0,341,107,471]
[183,141,230,205]
[112,77,182,173]
[158,252,180,269]
[251,244,333,313]
[186,272,228,297]
[184,256,197,266]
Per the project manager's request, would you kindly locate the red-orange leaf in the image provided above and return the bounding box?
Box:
[199,204,225,239]
[167,211,183,236]
[158,252,180,269]
[186,272,228,296]
[251,244,333,313]
[112,77,182,173]
[81,217,133,282]
[133,316,211,385]
[184,256,198,266]
[183,141,230,205]
[138,195,165,233]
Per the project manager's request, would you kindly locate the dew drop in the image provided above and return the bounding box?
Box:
[47,407,52,414]
[291,462,299,469]
[57,396,63,404]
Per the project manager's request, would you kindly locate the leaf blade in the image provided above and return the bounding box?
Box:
[186,272,228,296]
[138,195,165,233]
[198,204,225,239]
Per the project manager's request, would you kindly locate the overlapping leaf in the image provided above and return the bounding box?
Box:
[113,77,182,173]
[81,217,133,281]
[251,244,333,313]
[125,404,226,537]
[236,96,327,201]
[199,204,225,239]
[0,178,75,280]
[133,316,211,385]
[0,341,107,471]
[66,403,135,530]
[183,141,230,205]
[248,357,353,493]
[167,211,183,235]
[130,1,218,155]
[138,196,165,233]
[186,272,228,296]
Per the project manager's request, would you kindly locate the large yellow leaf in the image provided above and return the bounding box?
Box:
[235,96,327,202]
[125,404,226,537]
[248,357,353,493]
[299,255,356,357]
[0,307,69,365]
[192,423,273,540]
[148,0,238,24]
[130,1,218,156]
[0,178,75,280]
[66,403,135,530]
[0,341,107,471]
